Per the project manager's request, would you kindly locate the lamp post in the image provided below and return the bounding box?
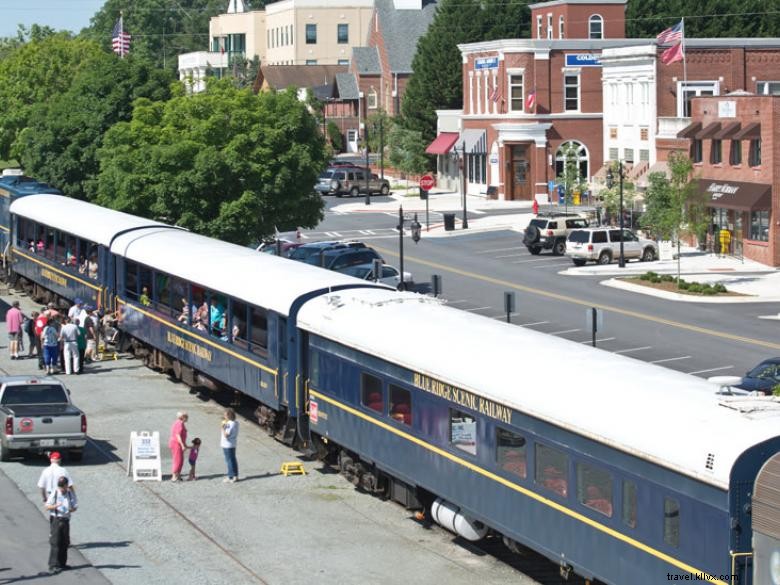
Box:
[457,140,469,229]
[396,207,422,292]
[605,163,626,268]
[364,125,371,206]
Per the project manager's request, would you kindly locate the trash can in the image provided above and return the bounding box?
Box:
[443,213,456,231]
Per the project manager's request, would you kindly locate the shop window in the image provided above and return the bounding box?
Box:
[497,428,526,478]
[730,140,742,165]
[535,443,568,497]
[749,138,762,167]
[663,497,680,547]
[750,210,769,242]
[361,373,383,413]
[389,384,411,425]
[450,409,477,455]
[576,462,613,517]
[622,480,637,528]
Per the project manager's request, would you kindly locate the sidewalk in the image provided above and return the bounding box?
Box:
[331,188,780,306]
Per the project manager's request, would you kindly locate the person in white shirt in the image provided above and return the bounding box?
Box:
[45,475,78,573]
[220,408,239,483]
[38,451,75,503]
[58,317,80,374]
[67,299,83,322]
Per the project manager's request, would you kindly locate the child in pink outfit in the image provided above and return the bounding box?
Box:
[187,438,201,481]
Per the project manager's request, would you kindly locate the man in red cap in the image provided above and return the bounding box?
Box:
[37,451,75,504]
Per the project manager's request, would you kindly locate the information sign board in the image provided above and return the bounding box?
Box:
[128,431,162,481]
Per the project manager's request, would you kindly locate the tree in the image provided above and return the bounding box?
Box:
[326,121,343,152]
[401,0,529,143]
[641,151,707,241]
[95,80,328,245]
[388,126,428,178]
[16,54,174,200]
[0,33,103,160]
[365,110,394,154]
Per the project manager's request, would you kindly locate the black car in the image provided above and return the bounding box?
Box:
[737,357,780,394]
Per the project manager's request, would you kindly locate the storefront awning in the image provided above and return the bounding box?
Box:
[695,122,721,139]
[457,129,487,154]
[733,122,761,140]
[425,132,459,155]
[714,121,741,140]
[677,121,702,139]
[699,179,771,211]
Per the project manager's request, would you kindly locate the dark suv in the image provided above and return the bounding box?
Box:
[289,241,368,266]
[523,212,589,256]
[316,167,390,197]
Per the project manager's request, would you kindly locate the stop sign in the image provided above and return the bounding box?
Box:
[419,174,436,191]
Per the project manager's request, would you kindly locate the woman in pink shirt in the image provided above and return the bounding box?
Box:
[168,411,189,482]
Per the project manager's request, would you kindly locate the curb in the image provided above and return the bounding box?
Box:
[602,277,780,303]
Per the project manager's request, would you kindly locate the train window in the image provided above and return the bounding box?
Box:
[622,480,637,528]
[125,261,139,301]
[210,293,227,338]
[44,227,55,260]
[139,267,153,306]
[496,428,526,479]
[389,384,411,426]
[309,348,320,387]
[62,233,77,270]
[156,272,172,315]
[231,300,248,348]
[169,277,188,323]
[663,497,680,547]
[249,306,268,354]
[450,409,477,455]
[361,373,383,413]
[535,443,568,497]
[576,462,613,517]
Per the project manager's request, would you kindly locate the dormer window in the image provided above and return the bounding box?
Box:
[589,15,604,39]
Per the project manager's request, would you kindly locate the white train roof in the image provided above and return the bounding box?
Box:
[298,288,780,488]
[10,195,167,246]
[111,228,377,315]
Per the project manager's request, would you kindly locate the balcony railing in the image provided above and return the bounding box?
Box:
[657,117,690,139]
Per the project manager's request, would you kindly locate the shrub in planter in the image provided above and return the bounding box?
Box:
[714,283,727,293]
[687,283,703,293]
[701,286,717,295]
[660,274,674,282]
[677,280,689,290]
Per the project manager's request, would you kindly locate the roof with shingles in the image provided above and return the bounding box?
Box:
[375,0,437,74]
[335,72,359,99]
[353,47,381,75]
[260,65,347,92]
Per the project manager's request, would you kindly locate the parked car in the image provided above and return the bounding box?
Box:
[523,212,590,256]
[319,247,384,270]
[737,357,780,394]
[337,262,413,290]
[256,238,302,258]
[565,227,658,266]
[318,167,390,197]
[0,376,87,461]
[289,241,367,265]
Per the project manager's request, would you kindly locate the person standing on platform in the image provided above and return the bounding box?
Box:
[168,411,189,482]
[45,476,78,574]
[41,317,59,375]
[25,311,39,359]
[221,408,239,483]
[37,451,75,503]
[35,309,49,370]
[75,318,86,374]
[6,300,23,360]
[58,317,79,375]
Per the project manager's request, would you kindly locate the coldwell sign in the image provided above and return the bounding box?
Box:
[475,57,499,70]
[565,54,602,67]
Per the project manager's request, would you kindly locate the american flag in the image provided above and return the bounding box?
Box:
[525,88,537,112]
[656,20,683,45]
[489,86,500,103]
[112,16,131,57]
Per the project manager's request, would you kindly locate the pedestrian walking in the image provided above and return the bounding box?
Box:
[187,437,201,481]
[41,318,59,375]
[221,408,239,483]
[168,411,189,482]
[6,300,23,360]
[37,451,75,503]
[58,317,79,375]
[45,476,78,574]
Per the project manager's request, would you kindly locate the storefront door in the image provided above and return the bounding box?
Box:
[510,145,531,201]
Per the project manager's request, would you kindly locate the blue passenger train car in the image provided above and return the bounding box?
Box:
[0,170,60,257]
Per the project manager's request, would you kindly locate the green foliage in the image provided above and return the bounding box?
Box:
[326,121,344,153]
[95,80,328,245]
[636,272,730,295]
[599,161,638,217]
[366,111,394,154]
[640,151,707,241]
[16,54,173,200]
[556,143,588,204]
[401,0,528,142]
[0,33,104,160]
[772,384,780,397]
[387,125,428,176]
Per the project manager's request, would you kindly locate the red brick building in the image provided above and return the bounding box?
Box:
[673,95,779,266]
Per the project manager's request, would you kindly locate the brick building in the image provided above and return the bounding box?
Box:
[673,95,779,266]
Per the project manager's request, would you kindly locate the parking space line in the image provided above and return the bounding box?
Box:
[613,346,652,354]
[650,355,692,364]
[687,365,735,375]
[533,263,571,269]
[476,246,526,254]
[520,321,549,326]
[549,328,580,335]
[465,306,492,312]
[491,312,520,320]
[446,299,469,305]
[495,253,526,259]
[579,337,616,344]
[510,258,559,264]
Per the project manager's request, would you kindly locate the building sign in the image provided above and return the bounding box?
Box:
[565,54,602,67]
[475,57,499,70]
[412,372,511,423]
[706,182,740,201]
[718,101,736,118]
[700,180,771,210]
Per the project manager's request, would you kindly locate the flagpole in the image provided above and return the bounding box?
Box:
[681,17,687,86]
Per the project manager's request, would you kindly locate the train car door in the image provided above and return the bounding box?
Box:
[278,318,288,406]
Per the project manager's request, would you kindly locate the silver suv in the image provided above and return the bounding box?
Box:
[316,167,390,197]
[565,227,658,266]
[523,212,590,255]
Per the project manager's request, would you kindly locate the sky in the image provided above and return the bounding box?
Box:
[1,0,106,38]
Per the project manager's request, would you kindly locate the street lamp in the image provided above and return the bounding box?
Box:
[605,163,626,268]
[364,125,371,206]
[396,207,422,291]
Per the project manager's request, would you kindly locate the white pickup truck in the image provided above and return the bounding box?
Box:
[0,376,87,461]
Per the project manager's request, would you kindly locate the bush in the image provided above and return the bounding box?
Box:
[687,283,703,293]
[714,283,727,293]
[677,280,689,290]
[773,384,780,397]
[701,286,717,295]
[660,274,674,282]
[640,271,658,281]
[326,121,344,152]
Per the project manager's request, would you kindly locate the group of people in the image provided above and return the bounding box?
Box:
[177,298,241,342]
[26,241,99,279]
[168,408,239,483]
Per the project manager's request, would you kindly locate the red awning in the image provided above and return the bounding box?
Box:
[426,132,459,155]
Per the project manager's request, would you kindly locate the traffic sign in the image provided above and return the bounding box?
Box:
[420,174,436,191]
